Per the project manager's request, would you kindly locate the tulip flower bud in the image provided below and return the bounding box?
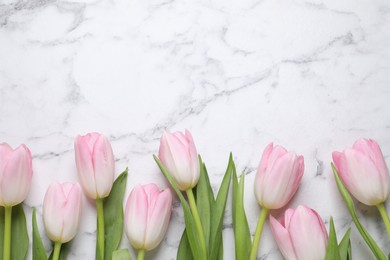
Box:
[254,143,304,209]
[270,205,328,260]
[43,182,82,243]
[125,184,172,251]
[158,130,199,191]
[0,143,33,207]
[74,132,115,199]
[332,138,390,206]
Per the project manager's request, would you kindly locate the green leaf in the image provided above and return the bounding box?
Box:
[12,204,29,260]
[154,155,206,259]
[32,208,48,260]
[332,163,386,260]
[112,249,132,260]
[217,232,223,260]
[202,164,216,206]
[338,228,351,260]
[196,156,214,254]
[101,169,129,260]
[177,229,194,260]
[325,217,340,260]
[178,160,216,260]
[48,243,69,260]
[232,166,251,260]
[0,204,29,260]
[209,153,233,260]
[347,242,352,260]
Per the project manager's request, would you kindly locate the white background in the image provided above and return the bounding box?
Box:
[1,0,390,259]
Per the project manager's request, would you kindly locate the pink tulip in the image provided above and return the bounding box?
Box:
[158,130,199,191]
[43,182,82,243]
[332,138,390,206]
[0,143,33,207]
[254,143,304,209]
[125,184,172,251]
[270,205,328,260]
[75,132,115,199]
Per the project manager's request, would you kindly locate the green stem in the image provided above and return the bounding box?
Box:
[185,189,207,257]
[137,249,145,260]
[377,203,390,240]
[96,199,105,260]
[3,206,12,260]
[52,242,62,260]
[249,207,269,260]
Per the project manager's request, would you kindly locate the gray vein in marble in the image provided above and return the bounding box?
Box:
[108,69,273,147]
[282,32,360,65]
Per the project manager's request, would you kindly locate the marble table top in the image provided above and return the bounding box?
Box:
[1,0,390,259]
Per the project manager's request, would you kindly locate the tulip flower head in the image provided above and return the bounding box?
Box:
[125,184,172,251]
[158,130,199,191]
[0,143,33,207]
[254,143,304,209]
[270,205,328,260]
[75,132,115,199]
[332,138,390,206]
[43,182,82,243]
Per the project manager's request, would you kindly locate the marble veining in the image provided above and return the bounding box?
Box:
[1,0,390,259]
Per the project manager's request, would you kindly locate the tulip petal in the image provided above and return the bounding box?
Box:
[332,151,350,183]
[85,133,101,151]
[185,130,200,187]
[283,208,295,229]
[92,135,115,198]
[254,167,266,206]
[164,133,194,190]
[269,215,297,260]
[61,183,82,243]
[43,183,66,242]
[175,131,189,145]
[255,145,275,204]
[334,139,390,206]
[288,206,327,260]
[159,133,179,180]
[0,143,13,178]
[366,140,390,176]
[353,139,376,161]
[75,135,97,198]
[288,155,304,201]
[43,182,82,243]
[158,131,200,190]
[125,185,148,249]
[261,153,299,209]
[145,188,172,250]
[267,145,288,169]
[258,143,274,173]
[276,154,304,207]
[143,183,161,208]
[355,139,390,198]
[75,136,97,196]
[1,145,32,206]
[343,149,386,205]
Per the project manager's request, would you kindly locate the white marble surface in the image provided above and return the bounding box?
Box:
[1,0,390,259]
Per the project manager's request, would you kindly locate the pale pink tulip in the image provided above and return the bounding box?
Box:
[158,130,199,191]
[270,205,328,260]
[125,184,172,251]
[43,182,82,243]
[254,143,304,209]
[332,138,390,206]
[75,132,115,199]
[0,143,33,207]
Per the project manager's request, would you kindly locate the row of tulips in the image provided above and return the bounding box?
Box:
[0,131,389,259]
